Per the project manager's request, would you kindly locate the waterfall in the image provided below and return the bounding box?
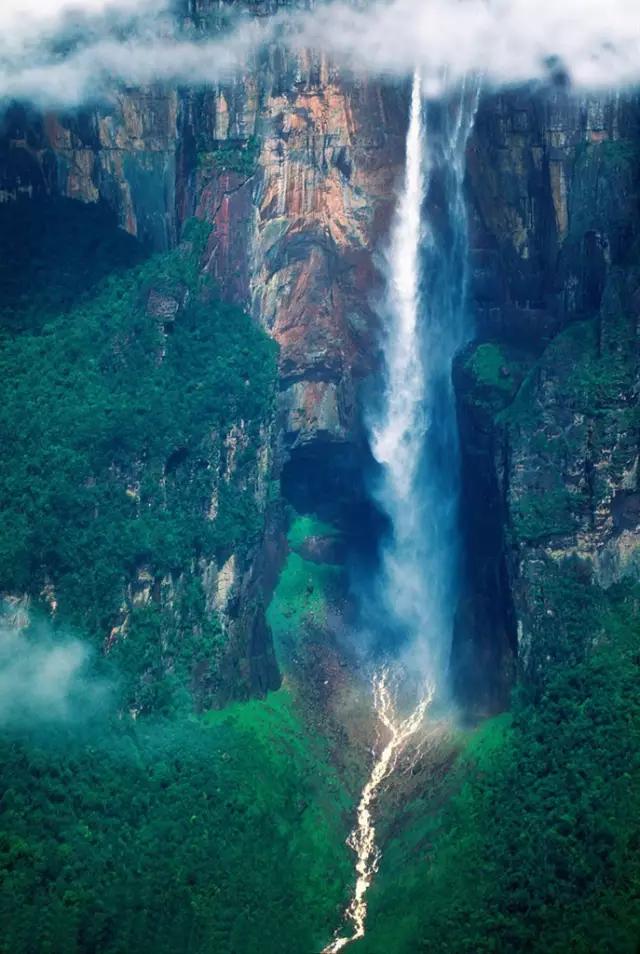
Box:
[324,73,481,954]
[370,72,480,693]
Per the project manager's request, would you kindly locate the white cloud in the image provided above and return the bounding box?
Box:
[0,0,143,24]
[0,0,639,109]
[0,627,110,726]
[0,0,264,108]
[0,0,163,50]
[291,0,640,92]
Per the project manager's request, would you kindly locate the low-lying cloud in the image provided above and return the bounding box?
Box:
[296,0,640,93]
[1,0,640,109]
[0,625,110,726]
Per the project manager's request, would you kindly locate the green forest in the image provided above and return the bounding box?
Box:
[0,198,353,953]
[362,578,640,954]
[1,95,639,954]
[0,692,352,954]
[0,198,277,713]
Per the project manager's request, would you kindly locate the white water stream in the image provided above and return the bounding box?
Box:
[323,670,434,953]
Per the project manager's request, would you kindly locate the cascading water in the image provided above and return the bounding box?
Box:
[323,670,434,954]
[370,69,428,659]
[323,74,480,952]
[371,72,480,690]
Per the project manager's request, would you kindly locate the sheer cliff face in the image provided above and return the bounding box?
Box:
[457,89,640,705]
[198,58,406,456]
[0,48,406,703]
[3,56,639,709]
[468,91,640,341]
[4,55,406,456]
[249,65,405,453]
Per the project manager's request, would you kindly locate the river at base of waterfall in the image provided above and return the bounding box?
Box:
[322,669,434,954]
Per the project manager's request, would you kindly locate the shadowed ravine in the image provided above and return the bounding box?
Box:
[323,73,480,952]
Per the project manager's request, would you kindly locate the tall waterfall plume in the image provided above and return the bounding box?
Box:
[369,72,480,693]
[324,73,481,954]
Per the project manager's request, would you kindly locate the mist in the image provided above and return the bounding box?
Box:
[0,624,110,727]
[1,0,640,110]
[292,0,640,93]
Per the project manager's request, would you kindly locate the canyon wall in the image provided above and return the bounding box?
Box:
[455,89,640,710]
[2,54,406,471]
[2,9,639,712]
[0,28,407,705]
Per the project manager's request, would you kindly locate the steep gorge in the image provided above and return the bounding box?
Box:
[1,5,640,952]
[11,76,635,715]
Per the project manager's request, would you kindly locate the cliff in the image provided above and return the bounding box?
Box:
[455,89,640,709]
[2,19,639,713]
[2,53,406,452]
[0,23,407,709]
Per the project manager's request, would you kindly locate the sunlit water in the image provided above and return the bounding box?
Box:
[323,670,434,954]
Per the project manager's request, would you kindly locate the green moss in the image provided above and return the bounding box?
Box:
[203,686,350,815]
[511,488,577,542]
[287,513,340,553]
[462,341,535,417]
[267,551,342,662]
[467,342,528,394]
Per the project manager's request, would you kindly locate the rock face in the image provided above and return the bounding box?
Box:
[467,90,640,342]
[455,88,640,709]
[0,95,179,246]
[0,17,407,704]
[3,5,639,712]
[3,55,406,463]
[248,63,405,449]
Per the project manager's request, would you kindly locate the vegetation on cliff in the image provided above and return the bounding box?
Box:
[198,137,260,178]
[363,254,640,953]
[460,341,533,415]
[1,94,640,954]
[0,198,357,954]
[0,198,278,711]
[267,514,344,665]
